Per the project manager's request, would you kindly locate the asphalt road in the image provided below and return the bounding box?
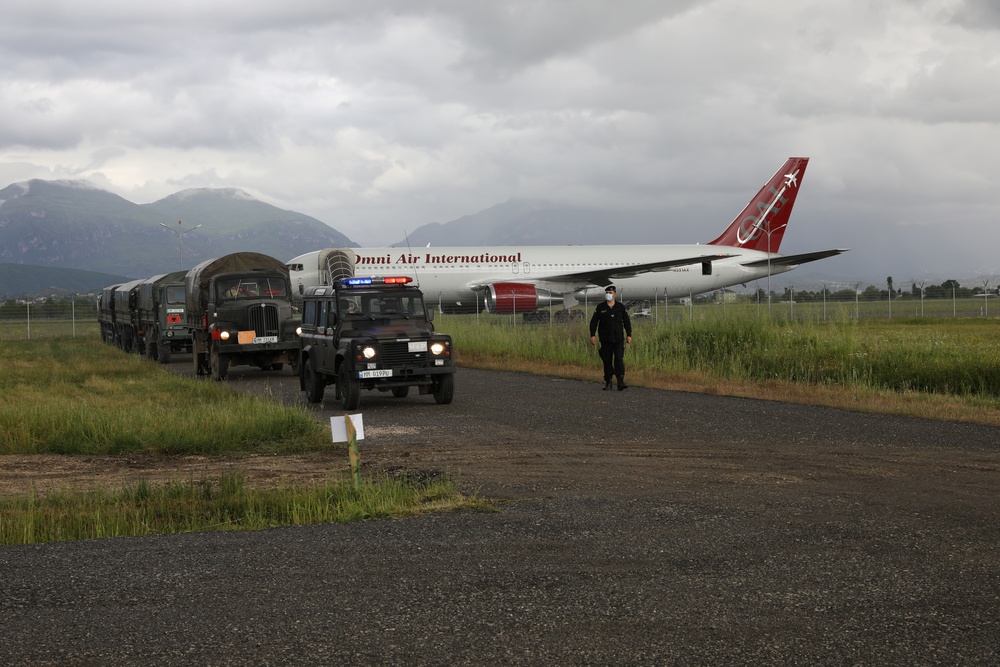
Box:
[2,365,1000,665]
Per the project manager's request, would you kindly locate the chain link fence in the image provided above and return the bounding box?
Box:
[0,298,99,339]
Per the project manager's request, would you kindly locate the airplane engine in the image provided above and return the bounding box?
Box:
[485,283,563,314]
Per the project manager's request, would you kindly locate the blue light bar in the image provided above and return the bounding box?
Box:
[341,277,373,286]
[339,276,414,288]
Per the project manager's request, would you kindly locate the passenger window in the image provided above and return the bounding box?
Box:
[319,301,329,328]
[303,301,317,327]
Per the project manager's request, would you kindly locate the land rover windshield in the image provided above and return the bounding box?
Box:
[339,292,426,318]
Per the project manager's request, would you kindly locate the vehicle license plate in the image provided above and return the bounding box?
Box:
[253,335,278,344]
[359,369,393,379]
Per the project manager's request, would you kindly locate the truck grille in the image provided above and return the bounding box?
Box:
[380,340,428,366]
[248,304,280,337]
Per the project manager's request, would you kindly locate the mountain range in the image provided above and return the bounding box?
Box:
[0,178,993,299]
[0,180,355,296]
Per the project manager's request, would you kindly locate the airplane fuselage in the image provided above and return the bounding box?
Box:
[287,158,844,314]
[288,244,794,311]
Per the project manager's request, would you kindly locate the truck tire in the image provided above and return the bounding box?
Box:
[145,338,157,361]
[338,369,361,410]
[158,344,172,364]
[210,344,229,381]
[433,373,455,405]
[304,360,325,404]
[391,387,410,398]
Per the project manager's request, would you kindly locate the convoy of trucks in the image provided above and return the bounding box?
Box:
[96,248,458,406]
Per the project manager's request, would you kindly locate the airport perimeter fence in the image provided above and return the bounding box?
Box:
[529,291,1000,326]
[2,291,998,341]
[0,299,99,340]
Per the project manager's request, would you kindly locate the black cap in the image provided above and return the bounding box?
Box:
[605,285,616,292]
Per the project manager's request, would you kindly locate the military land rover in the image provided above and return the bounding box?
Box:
[298,276,456,409]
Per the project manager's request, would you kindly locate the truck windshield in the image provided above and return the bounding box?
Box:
[218,278,288,301]
[166,285,185,304]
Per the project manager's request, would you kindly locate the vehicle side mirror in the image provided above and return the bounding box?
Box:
[427,309,435,322]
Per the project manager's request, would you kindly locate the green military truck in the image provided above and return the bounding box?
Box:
[112,279,144,353]
[137,270,190,364]
[97,283,122,346]
[298,275,456,409]
[185,252,301,381]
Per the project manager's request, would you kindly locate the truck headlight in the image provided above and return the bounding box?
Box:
[220,330,231,341]
[295,325,302,336]
[362,346,377,360]
[430,342,445,356]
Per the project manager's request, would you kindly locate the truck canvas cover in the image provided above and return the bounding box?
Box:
[185,252,290,313]
[138,270,187,311]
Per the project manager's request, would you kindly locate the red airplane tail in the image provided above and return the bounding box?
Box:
[707,157,809,252]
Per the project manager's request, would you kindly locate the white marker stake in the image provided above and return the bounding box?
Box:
[331,414,364,488]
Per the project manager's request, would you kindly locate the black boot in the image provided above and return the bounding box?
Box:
[602,381,613,390]
[617,379,628,391]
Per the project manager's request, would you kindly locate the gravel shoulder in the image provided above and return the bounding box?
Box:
[2,363,999,665]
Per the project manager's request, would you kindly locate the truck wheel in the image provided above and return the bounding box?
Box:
[391,387,410,398]
[210,344,229,381]
[159,344,172,364]
[195,352,209,376]
[304,361,325,404]
[338,369,361,410]
[145,339,157,361]
[433,373,455,405]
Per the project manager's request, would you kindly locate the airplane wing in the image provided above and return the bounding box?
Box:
[740,249,849,269]
[537,253,738,287]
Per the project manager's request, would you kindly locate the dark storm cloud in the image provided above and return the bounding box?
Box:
[0,0,998,280]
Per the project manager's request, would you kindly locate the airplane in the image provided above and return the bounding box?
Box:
[287,157,848,320]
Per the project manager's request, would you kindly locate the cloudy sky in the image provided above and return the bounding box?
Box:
[2,0,998,280]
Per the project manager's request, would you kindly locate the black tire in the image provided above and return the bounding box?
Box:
[145,338,157,361]
[210,344,229,381]
[304,360,325,404]
[270,363,283,371]
[338,368,361,410]
[433,373,455,405]
[391,386,410,398]
[158,344,172,364]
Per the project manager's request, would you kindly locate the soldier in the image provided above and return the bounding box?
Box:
[588,285,632,390]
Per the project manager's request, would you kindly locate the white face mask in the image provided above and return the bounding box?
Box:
[605,293,614,302]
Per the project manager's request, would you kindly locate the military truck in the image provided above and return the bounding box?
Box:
[97,283,122,345]
[112,279,145,353]
[185,252,301,381]
[298,275,456,409]
[137,270,190,363]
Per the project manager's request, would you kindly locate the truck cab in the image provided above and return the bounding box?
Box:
[298,276,456,409]
[185,253,302,381]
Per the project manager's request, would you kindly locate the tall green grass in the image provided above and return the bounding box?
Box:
[442,313,1000,399]
[0,338,327,455]
[1,472,485,545]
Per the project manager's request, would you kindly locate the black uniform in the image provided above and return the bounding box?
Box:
[589,301,632,387]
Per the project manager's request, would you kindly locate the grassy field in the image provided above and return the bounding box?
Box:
[438,308,1000,426]
[0,336,482,544]
[4,308,999,543]
[1,472,484,545]
[1,337,325,455]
